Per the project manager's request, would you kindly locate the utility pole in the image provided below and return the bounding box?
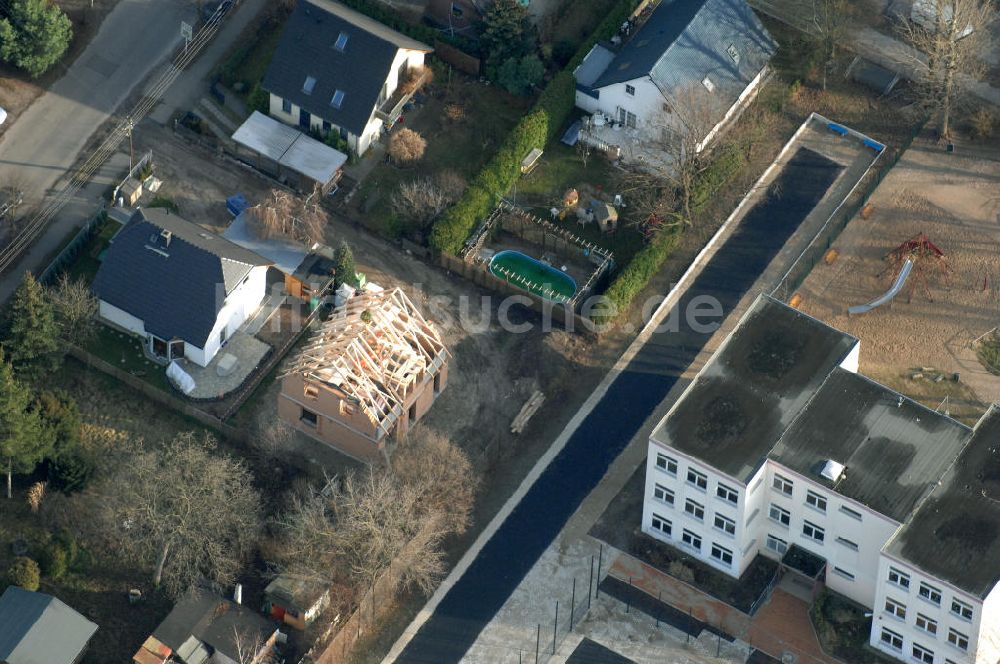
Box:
[126,118,135,172]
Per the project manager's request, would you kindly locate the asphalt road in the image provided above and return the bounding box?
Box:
[394,147,844,663]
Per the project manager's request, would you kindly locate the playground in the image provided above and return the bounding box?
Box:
[794,136,1000,411]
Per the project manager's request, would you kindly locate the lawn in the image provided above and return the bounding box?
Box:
[215,5,289,99]
[82,325,172,393]
[63,216,121,284]
[350,74,529,237]
[512,141,645,265]
[811,590,900,664]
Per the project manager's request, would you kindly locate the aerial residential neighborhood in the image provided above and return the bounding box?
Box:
[0,0,998,663]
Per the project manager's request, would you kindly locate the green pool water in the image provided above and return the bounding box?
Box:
[489,250,577,302]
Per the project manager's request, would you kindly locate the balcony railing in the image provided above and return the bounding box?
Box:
[374,69,430,126]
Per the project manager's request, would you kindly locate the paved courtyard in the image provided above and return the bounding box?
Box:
[177,329,270,399]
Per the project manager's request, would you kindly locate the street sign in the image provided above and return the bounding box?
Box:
[180,21,193,42]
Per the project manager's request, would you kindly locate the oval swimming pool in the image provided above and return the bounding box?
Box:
[489,250,577,302]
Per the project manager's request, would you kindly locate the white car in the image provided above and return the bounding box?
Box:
[0,107,7,126]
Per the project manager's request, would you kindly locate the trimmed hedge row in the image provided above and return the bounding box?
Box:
[690,145,746,215]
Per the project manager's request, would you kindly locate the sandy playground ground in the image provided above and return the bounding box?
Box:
[795,136,1000,414]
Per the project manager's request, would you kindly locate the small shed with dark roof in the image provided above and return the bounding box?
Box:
[0,586,98,664]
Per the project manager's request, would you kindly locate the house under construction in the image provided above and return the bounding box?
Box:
[278,287,448,463]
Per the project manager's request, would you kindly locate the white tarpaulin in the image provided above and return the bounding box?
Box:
[167,361,196,395]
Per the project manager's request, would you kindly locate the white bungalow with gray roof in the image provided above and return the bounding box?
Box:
[0,586,98,664]
[263,0,432,157]
[92,208,272,367]
[574,0,776,156]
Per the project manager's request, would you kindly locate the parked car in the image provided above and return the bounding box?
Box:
[0,107,8,126]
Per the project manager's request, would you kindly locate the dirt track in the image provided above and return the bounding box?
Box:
[797,135,1000,409]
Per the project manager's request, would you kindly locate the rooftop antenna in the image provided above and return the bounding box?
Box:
[897,395,903,408]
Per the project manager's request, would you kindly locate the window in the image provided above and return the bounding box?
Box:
[802,520,825,543]
[912,643,935,664]
[832,567,855,581]
[687,468,708,491]
[684,499,704,521]
[880,628,903,652]
[919,582,942,606]
[625,84,636,96]
[301,408,318,426]
[835,537,859,551]
[334,31,348,51]
[330,90,345,108]
[681,529,701,551]
[340,401,355,417]
[653,483,674,506]
[839,505,863,521]
[625,111,637,128]
[765,534,788,555]
[303,75,317,94]
[769,504,790,526]
[727,43,740,64]
[950,598,973,621]
[806,490,827,512]
[281,98,292,113]
[713,514,736,536]
[322,120,332,133]
[701,75,715,92]
[947,629,968,651]
[716,482,739,505]
[915,613,938,635]
[884,598,906,620]
[888,567,911,590]
[773,474,793,496]
[304,385,319,399]
[655,453,677,476]
[651,513,672,536]
[710,543,733,566]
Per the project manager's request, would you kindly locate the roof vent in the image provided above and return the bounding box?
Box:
[820,460,845,482]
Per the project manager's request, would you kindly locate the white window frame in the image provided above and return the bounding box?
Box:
[947,628,968,652]
[773,474,793,496]
[684,498,704,521]
[765,534,788,555]
[713,513,736,536]
[687,468,708,491]
[888,567,911,590]
[625,83,636,96]
[802,520,825,543]
[681,529,702,552]
[768,504,790,527]
[710,542,733,566]
[839,505,863,521]
[950,598,973,621]
[805,490,827,513]
[912,643,935,664]
[653,483,674,506]
[832,566,855,581]
[651,513,672,536]
[884,597,906,620]
[716,482,739,505]
[656,453,678,476]
[919,582,942,606]
[880,627,903,652]
[915,613,938,636]
[835,536,859,551]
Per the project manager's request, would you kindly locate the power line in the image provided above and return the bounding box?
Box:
[0,0,239,276]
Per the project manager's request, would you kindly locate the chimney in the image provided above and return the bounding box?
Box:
[160,229,172,247]
[233,583,243,605]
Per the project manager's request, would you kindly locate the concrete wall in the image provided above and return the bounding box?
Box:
[870,555,985,664]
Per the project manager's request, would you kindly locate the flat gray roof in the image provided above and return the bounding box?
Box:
[770,369,971,522]
[232,111,346,184]
[886,406,1000,598]
[652,294,858,481]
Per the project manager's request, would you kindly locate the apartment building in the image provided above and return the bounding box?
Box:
[641,294,1000,664]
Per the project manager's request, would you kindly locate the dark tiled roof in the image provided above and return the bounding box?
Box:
[0,587,97,664]
[590,0,776,117]
[91,208,270,347]
[770,370,971,522]
[886,406,1000,598]
[654,295,858,481]
[263,0,431,136]
[154,588,275,662]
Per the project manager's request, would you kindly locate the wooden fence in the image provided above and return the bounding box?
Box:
[433,41,481,75]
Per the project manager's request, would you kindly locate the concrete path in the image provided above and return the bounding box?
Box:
[0,0,269,302]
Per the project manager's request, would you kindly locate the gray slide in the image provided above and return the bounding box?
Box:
[849,258,914,315]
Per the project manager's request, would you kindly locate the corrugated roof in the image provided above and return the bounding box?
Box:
[263,0,431,137]
[653,295,858,481]
[231,111,347,184]
[92,209,271,348]
[0,587,97,664]
[886,406,1000,598]
[770,369,971,522]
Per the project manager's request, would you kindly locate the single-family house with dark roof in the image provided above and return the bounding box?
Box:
[132,587,278,664]
[0,586,98,664]
[574,0,776,155]
[263,0,432,157]
[92,207,272,367]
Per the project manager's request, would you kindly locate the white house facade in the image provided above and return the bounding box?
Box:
[263,0,431,157]
[640,294,1000,664]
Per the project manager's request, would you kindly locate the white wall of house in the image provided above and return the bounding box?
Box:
[577,77,681,141]
[267,48,425,157]
[869,555,986,664]
[98,300,146,337]
[189,264,268,367]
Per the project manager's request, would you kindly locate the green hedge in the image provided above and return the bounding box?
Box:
[593,229,682,325]
[568,0,643,70]
[337,0,479,55]
[691,145,746,215]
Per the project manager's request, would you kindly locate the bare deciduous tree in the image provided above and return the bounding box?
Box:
[811,0,855,90]
[896,0,996,138]
[392,178,450,230]
[94,432,263,598]
[388,128,427,164]
[49,274,98,343]
[247,186,329,245]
